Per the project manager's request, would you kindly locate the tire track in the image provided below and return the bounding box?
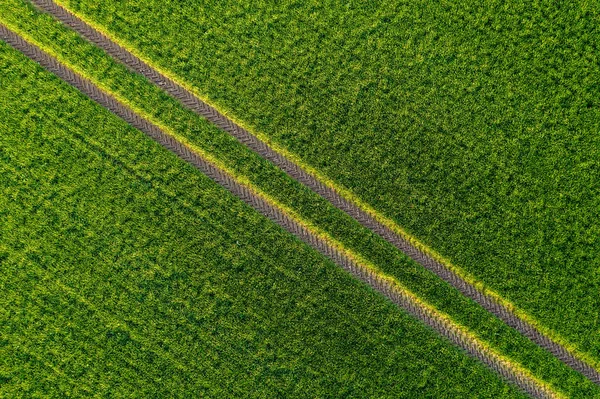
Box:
[1,24,559,399]
[27,0,600,386]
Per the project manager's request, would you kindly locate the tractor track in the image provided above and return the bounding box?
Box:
[1,23,559,399]
[26,0,600,387]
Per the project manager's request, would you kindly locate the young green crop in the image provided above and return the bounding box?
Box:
[54,0,600,367]
[2,1,598,395]
[0,41,529,397]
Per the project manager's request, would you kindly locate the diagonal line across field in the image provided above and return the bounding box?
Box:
[26,0,600,387]
[0,24,561,399]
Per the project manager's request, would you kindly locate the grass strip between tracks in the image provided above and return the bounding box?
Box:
[0,23,563,399]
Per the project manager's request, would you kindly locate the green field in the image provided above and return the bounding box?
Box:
[53,0,600,365]
[3,0,600,396]
[0,37,533,397]
[4,1,600,395]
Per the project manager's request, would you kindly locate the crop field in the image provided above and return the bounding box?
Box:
[51,0,600,368]
[1,0,599,397]
[0,42,530,397]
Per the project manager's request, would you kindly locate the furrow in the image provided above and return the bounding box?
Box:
[0,24,559,399]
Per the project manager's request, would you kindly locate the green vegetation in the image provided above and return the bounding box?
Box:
[1,1,598,395]
[0,42,532,397]
[54,0,600,366]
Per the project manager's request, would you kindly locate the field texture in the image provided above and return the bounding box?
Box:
[54,0,600,364]
[3,2,599,395]
[0,40,531,397]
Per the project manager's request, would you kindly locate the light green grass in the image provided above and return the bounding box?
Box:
[1,1,598,395]
[0,39,531,398]
[54,0,600,367]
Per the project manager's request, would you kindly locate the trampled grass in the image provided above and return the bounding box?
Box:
[2,1,599,395]
[0,39,530,397]
[53,0,600,367]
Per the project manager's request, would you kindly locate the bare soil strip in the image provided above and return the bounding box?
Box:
[1,24,561,399]
[26,0,600,386]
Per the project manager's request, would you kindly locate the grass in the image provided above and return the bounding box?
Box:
[1,1,599,396]
[53,0,600,367]
[0,40,530,398]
